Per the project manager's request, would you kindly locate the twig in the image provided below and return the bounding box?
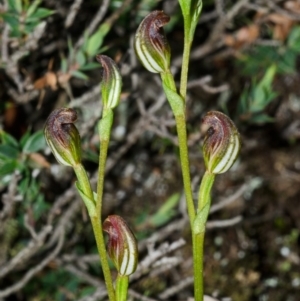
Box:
[128,289,159,301]
[138,218,186,252]
[187,76,229,94]
[69,85,101,108]
[0,225,53,279]
[206,215,242,229]
[65,0,84,28]
[24,213,39,240]
[150,256,183,277]
[131,238,186,281]
[0,230,64,298]
[75,0,110,49]
[266,0,300,21]
[210,184,247,214]
[76,288,108,301]
[158,276,194,299]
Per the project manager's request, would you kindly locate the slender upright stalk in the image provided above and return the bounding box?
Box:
[91,216,116,301]
[115,275,129,301]
[179,34,192,100]
[160,72,195,225]
[194,171,215,301]
[192,232,204,301]
[94,110,116,301]
[174,114,196,225]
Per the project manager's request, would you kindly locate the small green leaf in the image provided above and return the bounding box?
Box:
[162,80,185,115]
[71,70,89,80]
[149,193,180,227]
[76,50,86,67]
[0,161,17,176]
[288,26,300,51]
[79,62,100,71]
[193,202,210,234]
[60,58,68,73]
[86,23,110,57]
[0,144,19,160]
[0,130,19,147]
[26,0,42,18]
[251,114,274,124]
[22,130,46,154]
[2,13,19,30]
[7,0,22,13]
[28,8,54,20]
[82,30,90,53]
[75,182,96,217]
[20,131,31,149]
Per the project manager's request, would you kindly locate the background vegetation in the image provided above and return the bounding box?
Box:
[0,0,300,300]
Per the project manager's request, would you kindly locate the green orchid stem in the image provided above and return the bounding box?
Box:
[180,34,192,100]
[194,171,215,301]
[160,72,195,225]
[93,109,115,301]
[175,114,196,225]
[91,217,116,301]
[115,274,129,301]
[73,162,115,300]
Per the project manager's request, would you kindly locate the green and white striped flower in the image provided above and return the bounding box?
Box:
[96,55,122,110]
[44,108,81,167]
[134,10,171,74]
[201,111,241,174]
[103,215,138,276]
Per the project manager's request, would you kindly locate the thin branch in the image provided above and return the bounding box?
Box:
[65,0,84,28]
[207,215,242,229]
[210,184,247,214]
[75,0,110,49]
[0,225,53,279]
[0,231,64,298]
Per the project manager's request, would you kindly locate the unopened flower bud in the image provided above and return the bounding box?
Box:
[201,111,241,174]
[134,10,171,74]
[44,108,81,167]
[103,215,138,276]
[96,55,122,110]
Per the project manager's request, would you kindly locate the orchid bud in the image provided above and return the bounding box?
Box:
[103,215,138,276]
[96,55,122,110]
[201,111,241,174]
[44,108,81,167]
[134,10,171,74]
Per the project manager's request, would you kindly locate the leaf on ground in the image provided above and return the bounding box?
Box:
[224,24,260,49]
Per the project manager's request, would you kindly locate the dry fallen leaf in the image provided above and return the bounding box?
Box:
[28,152,51,168]
[284,0,300,14]
[267,13,294,41]
[224,24,260,49]
[34,71,58,90]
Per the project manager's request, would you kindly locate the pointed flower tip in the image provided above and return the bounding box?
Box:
[103,215,138,276]
[96,55,122,110]
[134,10,171,74]
[44,108,81,167]
[201,111,241,174]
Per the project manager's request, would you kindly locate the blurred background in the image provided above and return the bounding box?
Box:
[0,0,300,300]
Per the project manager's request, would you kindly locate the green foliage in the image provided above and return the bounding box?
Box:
[60,23,111,81]
[0,130,48,218]
[0,0,53,38]
[235,27,300,125]
[136,193,180,238]
[237,65,277,124]
[239,26,300,76]
[23,268,96,300]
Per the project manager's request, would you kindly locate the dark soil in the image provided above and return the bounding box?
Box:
[1,1,300,301]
